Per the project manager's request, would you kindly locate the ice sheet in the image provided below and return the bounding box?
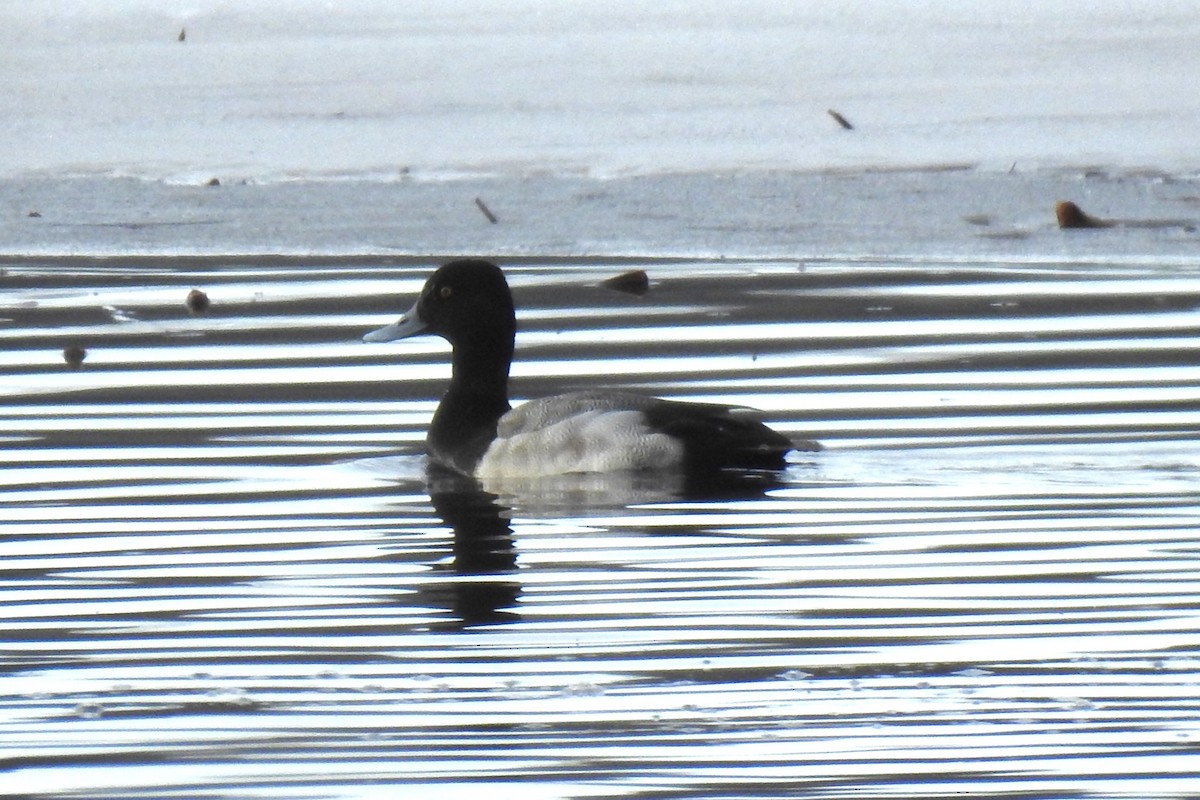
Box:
[3,2,1199,258]
[3,0,1199,181]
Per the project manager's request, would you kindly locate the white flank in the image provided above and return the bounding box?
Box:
[475,409,684,479]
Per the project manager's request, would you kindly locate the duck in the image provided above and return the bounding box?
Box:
[363,259,802,479]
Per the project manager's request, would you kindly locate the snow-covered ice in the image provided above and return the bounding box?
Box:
[2,1,1199,257]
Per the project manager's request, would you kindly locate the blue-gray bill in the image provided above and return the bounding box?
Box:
[363,302,426,343]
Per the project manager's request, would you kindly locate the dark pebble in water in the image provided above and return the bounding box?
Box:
[63,345,87,370]
[601,269,650,296]
[187,288,211,314]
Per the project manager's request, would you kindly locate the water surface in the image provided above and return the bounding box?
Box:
[3,254,1200,798]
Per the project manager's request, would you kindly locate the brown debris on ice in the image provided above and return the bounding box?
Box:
[1055,200,1111,229]
[1055,200,1195,231]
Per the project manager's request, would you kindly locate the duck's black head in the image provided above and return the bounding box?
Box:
[364,259,515,348]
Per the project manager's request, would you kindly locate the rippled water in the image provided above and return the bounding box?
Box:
[4,254,1200,798]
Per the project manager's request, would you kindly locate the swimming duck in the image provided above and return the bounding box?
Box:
[364,259,799,479]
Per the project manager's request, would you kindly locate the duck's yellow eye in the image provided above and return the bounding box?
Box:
[439,285,453,300]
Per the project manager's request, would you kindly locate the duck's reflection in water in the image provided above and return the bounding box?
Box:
[480,467,790,515]
[419,462,795,628]
[424,465,521,628]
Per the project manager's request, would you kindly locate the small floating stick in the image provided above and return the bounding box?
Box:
[474,197,499,224]
[827,109,854,130]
